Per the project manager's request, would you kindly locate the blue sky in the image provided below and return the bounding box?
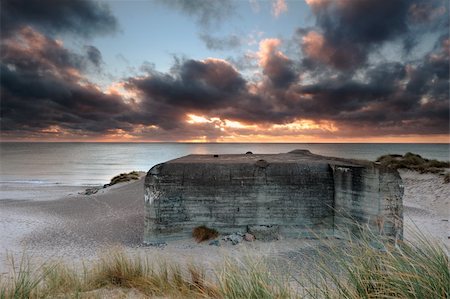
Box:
[66,0,314,86]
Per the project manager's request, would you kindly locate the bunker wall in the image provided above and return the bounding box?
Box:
[144,161,335,243]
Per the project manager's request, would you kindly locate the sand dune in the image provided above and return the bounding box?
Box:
[0,170,448,274]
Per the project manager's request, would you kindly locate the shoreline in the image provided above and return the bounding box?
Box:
[1,170,448,274]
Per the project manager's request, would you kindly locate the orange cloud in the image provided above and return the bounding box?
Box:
[301,30,363,69]
[258,38,284,67]
[2,26,83,81]
[257,38,296,86]
[305,0,346,13]
[184,113,340,142]
[272,0,287,17]
[302,31,334,65]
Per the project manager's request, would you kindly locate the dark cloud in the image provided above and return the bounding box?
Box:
[2,30,448,140]
[85,45,103,67]
[1,27,86,75]
[1,1,448,141]
[303,0,448,70]
[156,0,235,28]
[124,58,246,129]
[259,39,297,88]
[0,27,129,136]
[1,0,118,38]
[199,33,241,50]
[121,41,448,137]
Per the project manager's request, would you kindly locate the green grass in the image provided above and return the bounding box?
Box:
[1,228,448,298]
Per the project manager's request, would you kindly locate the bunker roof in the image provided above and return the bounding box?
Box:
[165,149,368,167]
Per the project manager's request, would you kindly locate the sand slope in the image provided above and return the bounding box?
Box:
[0,170,448,273]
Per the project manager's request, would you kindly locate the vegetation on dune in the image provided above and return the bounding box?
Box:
[217,257,291,299]
[1,227,448,298]
[376,152,450,175]
[108,171,140,186]
[192,226,219,243]
[1,250,218,298]
[299,229,450,299]
[444,172,450,184]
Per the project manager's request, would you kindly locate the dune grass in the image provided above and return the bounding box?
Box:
[444,172,450,184]
[108,171,140,186]
[376,152,449,174]
[1,228,448,299]
[298,228,449,299]
[217,257,292,299]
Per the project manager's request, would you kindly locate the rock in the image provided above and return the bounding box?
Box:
[248,225,280,241]
[143,241,167,248]
[246,151,253,154]
[209,240,220,246]
[244,233,255,242]
[222,233,243,245]
[83,187,100,195]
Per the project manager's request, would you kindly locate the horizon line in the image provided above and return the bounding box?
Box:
[1,141,449,144]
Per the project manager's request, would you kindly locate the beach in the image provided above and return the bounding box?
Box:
[0,169,448,275]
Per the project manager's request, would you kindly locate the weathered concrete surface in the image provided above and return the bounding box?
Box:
[144,150,403,244]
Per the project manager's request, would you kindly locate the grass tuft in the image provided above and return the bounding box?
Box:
[108,171,140,186]
[0,254,53,299]
[217,257,292,299]
[192,225,219,243]
[376,152,450,174]
[1,228,448,298]
[443,172,450,184]
[89,250,147,289]
[299,227,450,299]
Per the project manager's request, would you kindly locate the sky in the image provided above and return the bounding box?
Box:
[1,0,449,143]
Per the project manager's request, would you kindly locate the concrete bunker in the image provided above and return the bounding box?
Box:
[144,150,403,244]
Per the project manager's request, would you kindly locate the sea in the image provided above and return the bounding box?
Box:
[0,143,449,187]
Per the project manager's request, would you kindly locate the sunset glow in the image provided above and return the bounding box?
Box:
[1,0,448,143]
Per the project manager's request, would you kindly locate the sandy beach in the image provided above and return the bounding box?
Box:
[1,170,448,274]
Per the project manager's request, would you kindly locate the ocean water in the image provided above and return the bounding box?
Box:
[0,142,448,187]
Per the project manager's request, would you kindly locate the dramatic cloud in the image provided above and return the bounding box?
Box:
[123,58,247,129]
[0,27,129,137]
[303,0,448,69]
[1,0,118,37]
[1,0,448,142]
[258,39,297,88]
[301,31,362,70]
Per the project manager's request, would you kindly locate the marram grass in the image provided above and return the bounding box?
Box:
[1,228,448,299]
[298,227,449,299]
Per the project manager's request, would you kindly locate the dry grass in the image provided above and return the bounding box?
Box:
[108,171,140,186]
[443,172,450,184]
[192,226,219,243]
[1,250,218,298]
[376,152,450,174]
[1,228,448,299]
[217,257,292,299]
[298,228,450,299]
